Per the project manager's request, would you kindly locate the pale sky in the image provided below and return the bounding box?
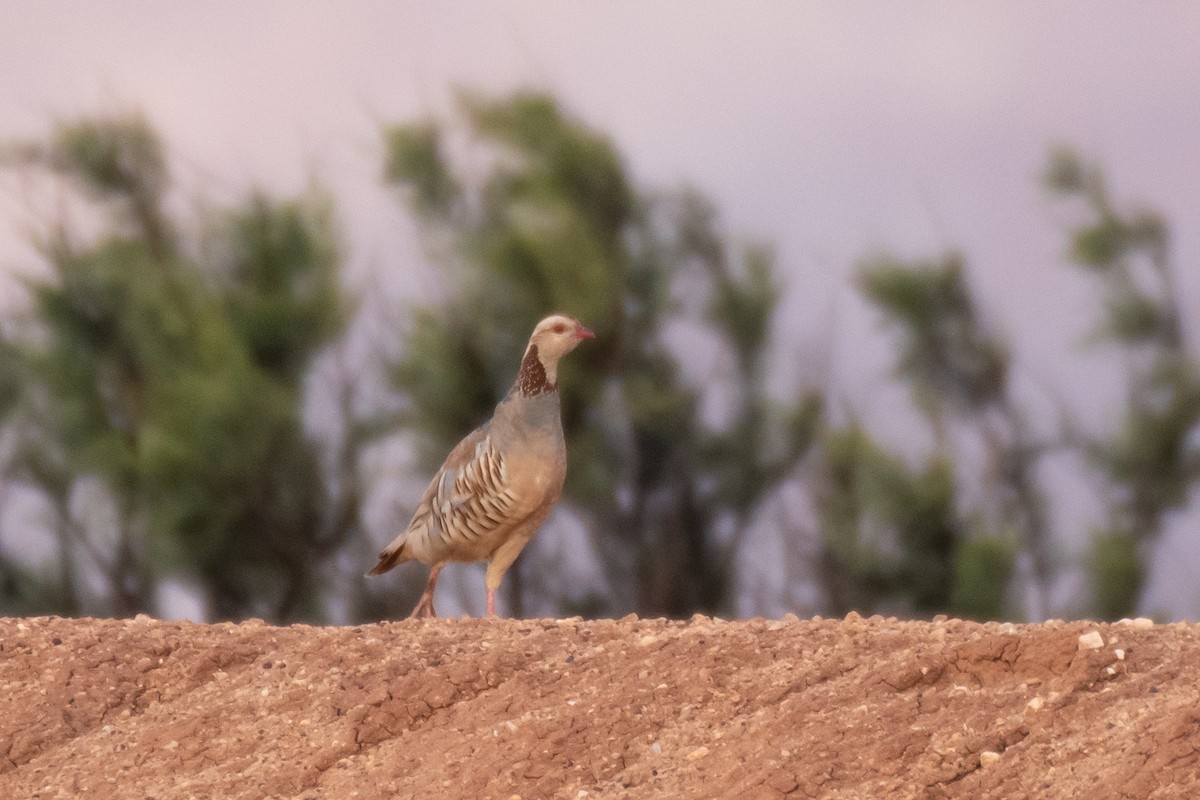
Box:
[3,2,1200,616]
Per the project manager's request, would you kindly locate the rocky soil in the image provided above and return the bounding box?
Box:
[1,613,1197,798]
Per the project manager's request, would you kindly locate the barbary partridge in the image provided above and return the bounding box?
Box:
[367,313,594,617]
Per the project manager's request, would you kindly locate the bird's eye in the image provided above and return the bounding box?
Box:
[552,324,567,334]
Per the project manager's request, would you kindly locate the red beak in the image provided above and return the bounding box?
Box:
[575,325,596,340]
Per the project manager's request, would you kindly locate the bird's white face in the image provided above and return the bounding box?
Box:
[528,314,595,363]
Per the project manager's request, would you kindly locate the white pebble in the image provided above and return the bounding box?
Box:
[1078,630,1104,650]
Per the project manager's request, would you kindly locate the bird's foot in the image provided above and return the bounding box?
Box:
[408,597,437,618]
[409,563,442,619]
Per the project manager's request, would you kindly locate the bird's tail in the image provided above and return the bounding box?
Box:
[366,537,411,576]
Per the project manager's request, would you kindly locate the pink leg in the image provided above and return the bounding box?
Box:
[409,562,444,618]
[487,588,497,617]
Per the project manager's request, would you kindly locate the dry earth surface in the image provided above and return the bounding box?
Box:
[1,613,1198,799]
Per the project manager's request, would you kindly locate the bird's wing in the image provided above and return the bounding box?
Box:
[406,423,521,555]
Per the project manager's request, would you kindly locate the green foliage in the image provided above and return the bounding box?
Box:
[856,250,1040,617]
[464,91,634,248]
[808,424,968,615]
[388,306,500,467]
[1046,147,1196,618]
[2,114,352,619]
[1096,359,1200,517]
[53,116,168,201]
[383,122,460,215]
[806,424,893,614]
[1098,291,1167,344]
[210,192,345,384]
[1045,149,1169,278]
[858,254,1007,414]
[1043,146,1093,195]
[0,558,75,617]
[1066,212,1169,275]
[0,342,19,419]
[887,458,961,612]
[678,191,779,376]
[950,536,1016,621]
[1088,529,1143,620]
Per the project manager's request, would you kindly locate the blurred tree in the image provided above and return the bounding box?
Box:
[0,114,357,620]
[380,91,820,617]
[1045,147,1200,619]
[856,254,1043,619]
[803,422,968,616]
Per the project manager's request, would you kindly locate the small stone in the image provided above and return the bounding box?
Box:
[1025,696,1044,713]
[1078,630,1104,650]
[979,751,1001,768]
[1114,648,1125,661]
[650,741,662,755]
[686,746,710,761]
[1118,617,1154,629]
[844,610,863,622]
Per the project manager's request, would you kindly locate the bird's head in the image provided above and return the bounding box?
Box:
[527,313,595,362]
[516,314,594,394]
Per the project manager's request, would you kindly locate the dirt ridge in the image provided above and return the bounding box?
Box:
[1,613,1197,798]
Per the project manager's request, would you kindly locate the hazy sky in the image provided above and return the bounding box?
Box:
[3,3,1200,615]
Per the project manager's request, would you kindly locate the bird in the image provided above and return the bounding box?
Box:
[367,313,595,618]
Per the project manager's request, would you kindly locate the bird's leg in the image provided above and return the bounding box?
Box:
[409,562,443,618]
[484,534,531,619]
